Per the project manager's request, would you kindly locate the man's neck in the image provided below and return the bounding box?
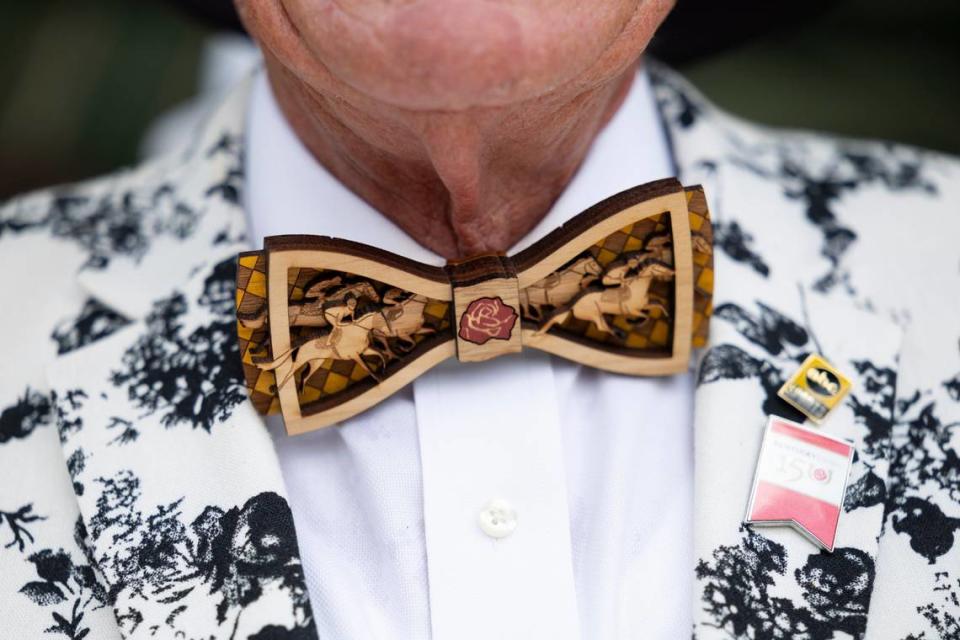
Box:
[265,56,639,259]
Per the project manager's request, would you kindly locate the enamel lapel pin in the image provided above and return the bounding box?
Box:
[745,354,855,551]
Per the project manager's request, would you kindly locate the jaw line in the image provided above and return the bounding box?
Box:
[275,0,652,112]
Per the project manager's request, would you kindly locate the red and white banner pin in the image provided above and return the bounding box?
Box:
[744,416,854,552]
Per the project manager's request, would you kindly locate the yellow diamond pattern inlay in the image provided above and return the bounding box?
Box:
[595,247,618,267]
[254,370,276,394]
[622,236,643,252]
[322,372,350,394]
[650,320,669,344]
[350,366,370,382]
[697,268,714,292]
[688,211,704,231]
[247,270,267,298]
[626,333,649,348]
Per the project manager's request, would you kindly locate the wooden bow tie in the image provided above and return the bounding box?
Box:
[236,178,714,435]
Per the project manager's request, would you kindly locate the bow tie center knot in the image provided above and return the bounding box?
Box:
[445,254,523,363]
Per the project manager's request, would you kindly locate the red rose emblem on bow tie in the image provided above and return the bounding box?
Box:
[458,296,518,345]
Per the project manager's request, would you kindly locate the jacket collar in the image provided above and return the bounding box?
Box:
[650,64,902,638]
[77,76,253,321]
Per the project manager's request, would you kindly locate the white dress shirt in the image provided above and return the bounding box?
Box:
[245,67,694,640]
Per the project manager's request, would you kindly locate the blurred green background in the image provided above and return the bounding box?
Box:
[0,0,957,198]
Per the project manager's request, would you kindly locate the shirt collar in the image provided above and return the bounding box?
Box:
[243,68,674,264]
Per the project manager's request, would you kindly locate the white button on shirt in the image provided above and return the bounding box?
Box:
[245,67,694,640]
[479,499,518,539]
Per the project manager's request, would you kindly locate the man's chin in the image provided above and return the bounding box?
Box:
[266,0,673,112]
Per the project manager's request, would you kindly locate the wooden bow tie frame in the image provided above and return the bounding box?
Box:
[236,178,714,435]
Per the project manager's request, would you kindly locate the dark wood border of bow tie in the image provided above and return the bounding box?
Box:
[236,178,713,435]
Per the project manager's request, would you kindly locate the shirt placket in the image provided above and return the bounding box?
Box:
[414,352,581,640]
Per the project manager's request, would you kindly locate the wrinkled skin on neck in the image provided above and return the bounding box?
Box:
[235,0,675,258]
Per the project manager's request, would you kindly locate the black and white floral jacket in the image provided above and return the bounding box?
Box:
[0,64,957,639]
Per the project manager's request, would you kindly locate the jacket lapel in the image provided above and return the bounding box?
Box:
[45,78,317,639]
[652,64,902,638]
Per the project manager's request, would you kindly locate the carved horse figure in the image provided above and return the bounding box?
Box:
[288,278,380,327]
[536,259,674,339]
[369,288,434,358]
[520,256,603,320]
[256,306,387,390]
[600,234,673,286]
[239,277,382,331]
